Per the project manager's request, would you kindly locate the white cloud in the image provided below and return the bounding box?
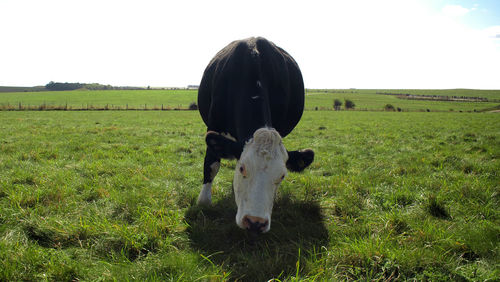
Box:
[482,26,500,39]
[442,5,470,17]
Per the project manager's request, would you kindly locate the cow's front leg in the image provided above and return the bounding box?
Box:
[197,147,220,205]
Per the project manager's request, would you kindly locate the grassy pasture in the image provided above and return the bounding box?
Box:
[305,90,500,112]
[0,110,499,280]
[368,89,500,100]
[0,89,198,110]
[1,89,499,112]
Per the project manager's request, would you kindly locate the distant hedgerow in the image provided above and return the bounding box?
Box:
[384,104,395,111]
[334,99,342,111]
[344,99,355,110]
[189,102,198,110]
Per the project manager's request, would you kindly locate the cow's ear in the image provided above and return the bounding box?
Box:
[206,131,243,159]
[286,149,314,172]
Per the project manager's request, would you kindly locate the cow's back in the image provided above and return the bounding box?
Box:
[198,37,304,141]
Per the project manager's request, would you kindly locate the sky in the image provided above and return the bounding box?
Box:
[1,0,499,89]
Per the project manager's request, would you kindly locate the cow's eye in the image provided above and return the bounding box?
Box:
[275,174,285,184]
[239,164,247,177]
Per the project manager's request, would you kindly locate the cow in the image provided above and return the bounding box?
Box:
[197,37,314,233]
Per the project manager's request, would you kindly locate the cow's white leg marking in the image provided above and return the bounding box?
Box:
[197,183,212,205]
[197,162,220,205]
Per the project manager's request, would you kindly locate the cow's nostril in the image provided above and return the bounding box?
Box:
[244,216,252,227]
[243,215,268,233]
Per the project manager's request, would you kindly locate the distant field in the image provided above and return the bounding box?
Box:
[0,89,499,112]
[0,89,198,109]
[0,110,498,280]
[305,89,500,112]
[368,89,500,100]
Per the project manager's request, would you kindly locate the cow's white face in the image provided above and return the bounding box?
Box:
[233,128,288,233]
[202,127,315,233]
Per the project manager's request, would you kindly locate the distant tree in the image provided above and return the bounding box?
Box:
[384,104,395,111]
[45,81,84,91]
[334,99,342,110]
[45,81,116,91]
[45,81,56,90]
[344,99,355,110]
[188,102,198,110]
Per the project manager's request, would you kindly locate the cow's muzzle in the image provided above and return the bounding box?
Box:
[243,215,269,233]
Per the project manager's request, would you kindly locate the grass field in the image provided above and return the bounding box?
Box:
[0,89,198,110]
[0,109,499,280]
[1,89,499,112]
[305,89,500,112]
[363,89,500,100]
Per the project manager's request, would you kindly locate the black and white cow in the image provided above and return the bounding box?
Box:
[197,37,314,233]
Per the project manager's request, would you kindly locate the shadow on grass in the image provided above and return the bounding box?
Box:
[184,193,329,281]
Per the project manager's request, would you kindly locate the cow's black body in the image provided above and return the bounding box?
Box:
[198,37,304,142]
[198,37,309,186]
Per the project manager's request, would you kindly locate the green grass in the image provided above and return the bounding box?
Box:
[305,89,500,112]
[0,110,499,280]
[1,88,499,112]
[0,89,198,109]
[371,89,500,100]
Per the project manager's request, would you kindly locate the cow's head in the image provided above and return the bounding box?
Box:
[206,128,314,233]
